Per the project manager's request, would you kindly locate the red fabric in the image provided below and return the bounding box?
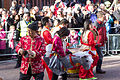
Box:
[79,30,99,79]
[85,4,90,11]
[93,0,96,4]
[0,29,6,49]
[43,30,53,44]
[16,35,46,74]
[79,65,94,79]
[42,26,53,79]
[52,35,66,57]
[81,31,96,50]
[54,4,59,17]
[95,20,107,47]
[41,58,53,80]
[79,51,99,79]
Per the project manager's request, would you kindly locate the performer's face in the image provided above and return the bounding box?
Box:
[28,28,36,38]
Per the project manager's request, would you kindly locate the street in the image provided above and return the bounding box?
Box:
[0,55,120,80]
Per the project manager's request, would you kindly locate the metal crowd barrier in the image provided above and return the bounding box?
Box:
[0,28,120,57]
[0,31,17,57]
[107,34,120,55]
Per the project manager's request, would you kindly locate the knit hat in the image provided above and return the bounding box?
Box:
[28,21,38,31]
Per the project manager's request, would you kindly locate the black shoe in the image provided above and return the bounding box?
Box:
[96,70,106,74]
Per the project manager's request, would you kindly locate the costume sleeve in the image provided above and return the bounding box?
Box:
[88,31,96,46]
[53,37,66,57]
[104,27,107,41]
[43,30,52,44]
[32,38,46,58]
[0,31,6,39]
[16,37,23,55]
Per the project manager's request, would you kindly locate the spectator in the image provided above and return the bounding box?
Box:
[20,3,29,13]
[1,10,14,31]
[88,4,97,23]
[56,8,64,21]
[8,25,15,53]
[69,30,78,48]
[74,5,84,27]
[15,12,33,68]
[10,9,17,21]
[9,1,18,12]
[18,7,24,20]
[85,0,92,11]
[93,11,107,74]
[37,21,43,36]
[16,12,33,38]
[0,24,6,54]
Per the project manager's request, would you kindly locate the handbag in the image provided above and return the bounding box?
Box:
[48,53,65,75]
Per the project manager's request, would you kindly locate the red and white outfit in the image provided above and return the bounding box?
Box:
[41,26,53,45]
[41,26,53,80]
[8,29,15,49]
[16,35,46,74]
[79,30,99,79]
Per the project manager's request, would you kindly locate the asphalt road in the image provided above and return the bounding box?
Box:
[0,55,120,80]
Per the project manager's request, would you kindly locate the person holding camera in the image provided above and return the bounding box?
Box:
[16,21,46,80]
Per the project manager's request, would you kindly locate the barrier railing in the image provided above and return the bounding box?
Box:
[0,31,17,57]
[0,28,120,57]
[107,34,120,55]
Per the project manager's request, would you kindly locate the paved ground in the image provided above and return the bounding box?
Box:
[0,55,120,80]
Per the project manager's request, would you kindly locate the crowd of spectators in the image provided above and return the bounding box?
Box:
[0,0,120,80]
[0,0,120,54]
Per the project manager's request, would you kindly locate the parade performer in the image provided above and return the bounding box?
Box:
[79,19,99,80]
[16,22,46,80]
[41,17,53,80]
[51,27,71,80]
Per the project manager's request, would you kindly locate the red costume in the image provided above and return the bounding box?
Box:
[52,34,69,57]
[41,26,53,80]
[94,20,107,47]
[41,26,52,44]
[16,35,46,74]
[79,30,99,79]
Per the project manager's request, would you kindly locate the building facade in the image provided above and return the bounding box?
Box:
[0,0,118,10]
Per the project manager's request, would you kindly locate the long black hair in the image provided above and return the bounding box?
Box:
[82,19,92,35]
[56,27,70,38]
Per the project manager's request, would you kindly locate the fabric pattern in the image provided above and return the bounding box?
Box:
[16,35,46,74]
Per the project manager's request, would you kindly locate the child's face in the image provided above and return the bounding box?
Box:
[10,27,15,31]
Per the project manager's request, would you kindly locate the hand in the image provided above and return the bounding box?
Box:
[27,50,36,58]
[19,49,24,55]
